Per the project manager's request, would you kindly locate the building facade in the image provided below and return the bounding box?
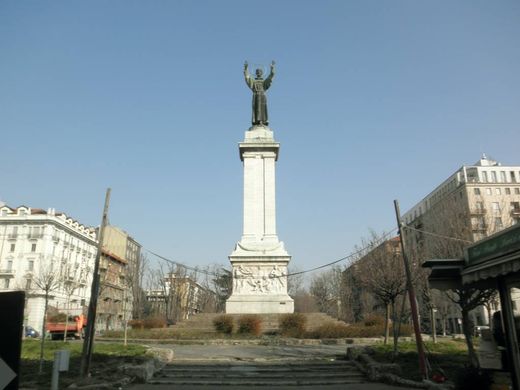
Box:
[97,225,142,331]
[146,272,210,323]
[402,155,520,329]
[403,155,520,243]
[0,205,97,332]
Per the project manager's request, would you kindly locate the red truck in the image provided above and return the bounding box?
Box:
[46,314,87,340]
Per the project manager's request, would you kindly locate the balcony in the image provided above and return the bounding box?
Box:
[470,208,487,215]
[511,209,520,216]
[28,234,43,239]
[0,269,15,276]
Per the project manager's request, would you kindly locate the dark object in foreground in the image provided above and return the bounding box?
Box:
[454,366,492,390]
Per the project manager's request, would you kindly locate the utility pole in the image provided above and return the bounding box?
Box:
[393,199,428,379]
[80,188,111,378]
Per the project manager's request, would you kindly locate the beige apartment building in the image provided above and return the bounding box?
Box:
[97,225,142,331]
[403,155,520,243]
[402,155,520,330]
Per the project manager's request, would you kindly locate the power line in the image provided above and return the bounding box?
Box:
[403,225,473,244]
[285,228,398,277]
[144,227,399,279]
[145,249,225,277]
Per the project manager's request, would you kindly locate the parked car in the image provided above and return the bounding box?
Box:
[475,325,490,337]
[25,325,39,338]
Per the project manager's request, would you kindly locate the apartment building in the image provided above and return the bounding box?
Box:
[0,205,97,332]
[97,225,142,331]
[146,272,209,323]
[402,155,520,329]
[403,155,520,243]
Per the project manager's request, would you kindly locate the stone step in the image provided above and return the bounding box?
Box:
[151,361,365,386]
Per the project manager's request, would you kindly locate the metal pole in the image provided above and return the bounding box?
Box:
[394,199,428,379]
[80,188,111,377]
[51,351,60,390]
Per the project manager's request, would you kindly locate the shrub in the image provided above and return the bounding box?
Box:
[143,317,167,329]
[363,314,386,327]
[237,315,262,336]
[392,323,413,337]
[128,319,144,329]
[279,313,307,337]
[213,314,234,334]
[310,322,350,338]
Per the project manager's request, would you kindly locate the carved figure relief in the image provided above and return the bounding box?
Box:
[233,264,287,295]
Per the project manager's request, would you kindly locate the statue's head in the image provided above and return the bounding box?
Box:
[255,68,263,78]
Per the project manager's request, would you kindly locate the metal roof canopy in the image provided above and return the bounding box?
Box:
[422,258,465,290]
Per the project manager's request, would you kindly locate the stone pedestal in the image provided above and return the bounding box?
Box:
[226,125,294,314]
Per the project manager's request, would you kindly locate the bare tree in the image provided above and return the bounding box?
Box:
[212,267,232,313]
[446,287,496,367]
[31,258,61,373]
[310,266,343,318]
[407,196,497,367]
[60,263,80,341]
[287,266,305,297]
[126,253,148,320]
[355,236,407,349]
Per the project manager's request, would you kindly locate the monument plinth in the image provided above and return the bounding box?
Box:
[226,125,294,313]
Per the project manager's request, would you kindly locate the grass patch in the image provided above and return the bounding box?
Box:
[371,339,469,382]
[20,339,148,389]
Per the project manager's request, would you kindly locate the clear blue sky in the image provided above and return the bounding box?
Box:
[1,1,519,274]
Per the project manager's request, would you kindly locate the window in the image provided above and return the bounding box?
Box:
[496,188,502,195]
[491,171,497,182]
[28,260,34,271]
[486,188,492,195]
[506,188,511,195]
[512,202,520,212]
[25,279,31,289]
[516,188,520,195]
[492,202,501,214]
[31,243,36,252]
[482,171,488,182]
[3,279,9,289]
[512,171,517,183]
[476,201,484,211]
[501,171,507,182]
[7,260,12,271]
[474,188,481,195]
[8,226,18,239]
[29,226,42,239]
[495,217,503,230]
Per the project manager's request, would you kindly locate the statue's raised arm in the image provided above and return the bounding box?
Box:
[244,61,253,89]
[264,61,275,90]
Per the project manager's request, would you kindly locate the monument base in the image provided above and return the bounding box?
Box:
[226,294,294,314]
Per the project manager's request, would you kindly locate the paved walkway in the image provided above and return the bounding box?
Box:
[153,343,349,361]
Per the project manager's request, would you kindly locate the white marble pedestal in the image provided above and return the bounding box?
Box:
[226,125,294,314]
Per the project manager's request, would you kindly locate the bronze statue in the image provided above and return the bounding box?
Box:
[244,61,275,126]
